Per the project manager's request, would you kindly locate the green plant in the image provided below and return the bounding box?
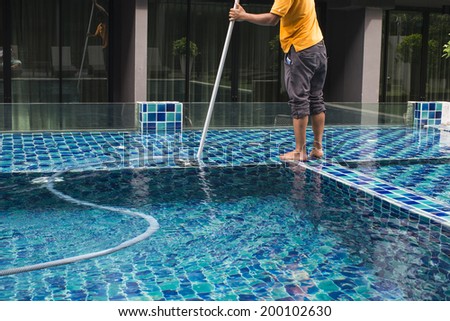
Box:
[443,33,450,59]
[397,34,422,63]
[268,35,280,52]
[172,37,199,57]
[397,34,440,63]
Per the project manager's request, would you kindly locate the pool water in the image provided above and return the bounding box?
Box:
[1,165,448,300]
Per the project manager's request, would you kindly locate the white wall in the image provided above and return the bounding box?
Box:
[135,0,148,101]
[361,7,383,103]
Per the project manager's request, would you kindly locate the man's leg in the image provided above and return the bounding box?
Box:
[280,46,312,162]
[280,116,309,161]
[309,42,327,158]
[310,112,325,158]
[280,42,328,162]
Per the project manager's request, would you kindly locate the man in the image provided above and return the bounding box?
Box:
[89,0,109,48]
[229,0,327,161]
[91,18,108,48]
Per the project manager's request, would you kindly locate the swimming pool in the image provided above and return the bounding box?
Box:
[0,126,449,300]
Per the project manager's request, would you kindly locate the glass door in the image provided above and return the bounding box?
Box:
[382,11,423,102]
[426,13,450,101]
[147,0,281,104]
[10,0,109,103]
[381,10,450,102]
[147,0,187,102]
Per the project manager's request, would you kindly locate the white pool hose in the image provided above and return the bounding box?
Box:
[0,169,159,277]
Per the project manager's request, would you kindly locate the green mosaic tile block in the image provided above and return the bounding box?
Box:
[192,282,214,294]
[147,292,164,300]
[159,281,180,291]
[314,292,334,301]
[166,112,175,121]
[354,285,372,298]
[317,280,340,292]
[220,293,240,300]
[157,122,166,131]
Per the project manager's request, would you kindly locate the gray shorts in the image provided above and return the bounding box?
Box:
[284,41,327,119]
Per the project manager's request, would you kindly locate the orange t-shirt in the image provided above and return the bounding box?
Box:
[270,0,323,53]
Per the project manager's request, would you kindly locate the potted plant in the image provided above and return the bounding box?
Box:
[172,37,199,76]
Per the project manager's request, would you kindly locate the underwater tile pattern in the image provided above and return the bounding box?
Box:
[1,166,448,301]
[1,126,450,301]
[138,101,183,135]
[1,126,450,228]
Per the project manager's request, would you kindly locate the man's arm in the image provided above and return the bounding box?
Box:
[229,4,280,26]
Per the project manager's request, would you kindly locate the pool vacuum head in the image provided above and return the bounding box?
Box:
[174,158,200,167]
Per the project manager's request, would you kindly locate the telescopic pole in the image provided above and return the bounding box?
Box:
[196,0,240,161]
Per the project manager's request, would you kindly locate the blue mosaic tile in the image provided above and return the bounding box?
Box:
[412,101,450,128]
[138,101,183,135]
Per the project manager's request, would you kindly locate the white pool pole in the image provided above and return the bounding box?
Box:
[196,0,240,161]
[77,1,96,92]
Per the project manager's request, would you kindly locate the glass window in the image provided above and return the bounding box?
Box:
[147,0,187,102]
[10,0,109,103]
[190,1,232,102]
[12,0,60,102]
[64,0,109,103]
[147,0,281,104]
[382,10,450,102]
[426,13,450,101]
[237,4,279,103]
[383,11,423,102]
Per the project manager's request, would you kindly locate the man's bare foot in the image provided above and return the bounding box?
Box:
[309,141,323,159]
[279,149,308,162]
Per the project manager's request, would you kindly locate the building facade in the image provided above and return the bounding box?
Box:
[0,0,449,105]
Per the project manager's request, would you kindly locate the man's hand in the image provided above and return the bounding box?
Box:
[229,4,280,26]
[229,4,246,22]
